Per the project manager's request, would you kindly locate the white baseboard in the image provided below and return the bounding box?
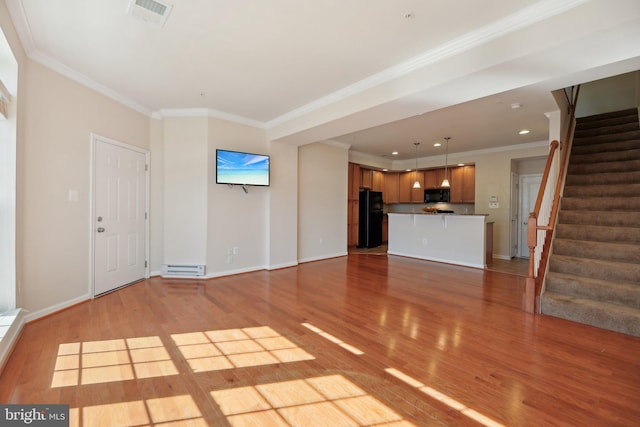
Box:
[267,261,299,271]
[298,252,348,264]
[24,293,91,323]
[387,251,485,269]
[204,265,266,279]
[149,270,162,277]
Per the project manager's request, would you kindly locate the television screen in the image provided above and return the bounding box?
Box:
[216,149,270,187]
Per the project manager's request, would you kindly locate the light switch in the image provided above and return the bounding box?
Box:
[68,190,79,202]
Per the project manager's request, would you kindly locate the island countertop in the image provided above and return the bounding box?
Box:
[387,213,489,268]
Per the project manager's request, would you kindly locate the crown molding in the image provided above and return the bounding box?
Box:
[322,139,351,150]
[266,0,588,129]
[156,108,266,128]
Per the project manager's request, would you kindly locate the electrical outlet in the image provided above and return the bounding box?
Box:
[489,201,499,208]
[422,238,428,246]
[319,238,324,245]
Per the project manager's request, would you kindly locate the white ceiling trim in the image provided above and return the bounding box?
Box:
[6,0,587,129]
[322,140,351,150]
[265,0,589,130]
[6,0,153,117]
[157,108,266,128]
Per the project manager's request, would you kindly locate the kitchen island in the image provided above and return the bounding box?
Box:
[387,213,490,268]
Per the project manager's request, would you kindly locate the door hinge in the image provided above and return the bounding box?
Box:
[145,164,148,171]
[145,212,148,220]
[145,260,148,268]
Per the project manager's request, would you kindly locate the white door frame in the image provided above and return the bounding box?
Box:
[89,133,150,297]
[509,172,519,258]
[518,173,543,258]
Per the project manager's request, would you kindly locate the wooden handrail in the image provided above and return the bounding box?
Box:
[524,85,580,313]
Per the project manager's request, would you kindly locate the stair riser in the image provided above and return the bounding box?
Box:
[577,108,638,124]
[570,148,640,165]
[574,122,640,138]
[561,197,640,211]
[576,112,639,131]
[556,224,640,244]
[571,139,640,156]
[568,159,640,174]
[573,130,640,146]
[563,183,640,197]
[553,239,640,264]
[558,211,640,227]
[545,275,640,309]
[541,296,640,337]
[565,171,640,186]
[549,257,640,283]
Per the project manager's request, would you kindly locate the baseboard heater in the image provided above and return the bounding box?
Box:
[161,264,205,277]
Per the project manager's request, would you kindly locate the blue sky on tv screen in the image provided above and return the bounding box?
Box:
[217,150,269,185]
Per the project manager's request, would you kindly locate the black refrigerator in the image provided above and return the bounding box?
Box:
[357,189,383,248]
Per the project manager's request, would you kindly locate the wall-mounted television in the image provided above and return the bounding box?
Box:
[216,149,270,187]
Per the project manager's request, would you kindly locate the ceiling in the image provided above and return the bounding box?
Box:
[5,0,640,161]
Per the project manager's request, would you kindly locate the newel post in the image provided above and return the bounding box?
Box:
[524,212,537,313]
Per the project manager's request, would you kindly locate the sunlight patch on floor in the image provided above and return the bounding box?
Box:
[171,326,314,373]
[210,374,416,427]
[301,323,364,355]
[52,336,178,388]
[385,368,505,427]
[69,394,206,427]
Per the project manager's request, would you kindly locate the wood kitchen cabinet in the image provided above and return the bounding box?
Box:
[361,168,373,189]
[384,172,399,203]
[424,169,438,189]
[399,172,413,203]
[436,168,448,188]
[410,170,424,202]
[372,170,384,192]
[450,165,476,203]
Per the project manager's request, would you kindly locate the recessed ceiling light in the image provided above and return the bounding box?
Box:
[392,151,399,155]
[382,168,388,172]
[457,163,465,166]
[433,142,442,147]
[511,103,522,109]
[405,169,412,172]
[519,129,530,135]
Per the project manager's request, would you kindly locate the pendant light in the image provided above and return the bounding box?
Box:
[441,137,451,188]
[412,142,421,189]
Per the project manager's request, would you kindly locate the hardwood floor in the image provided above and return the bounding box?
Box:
[1,255,639,426]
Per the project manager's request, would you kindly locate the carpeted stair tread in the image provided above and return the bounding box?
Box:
[575,111,639,131]
[571,138,640,156]
[570,148,640,165]
[553,238,639,264]
[568,158,640,174]
[565,170,640,186]
[576,108,638,123]
[563,183,640,197]
[546,272,640,309]
[558,210,640,227]
[541,108,640,337]
[541,292,640,337]
[572,130,640,147]
[561,196,640,211]
[574,121,640,138]
[549,255,640,283]
[556,223,640,244]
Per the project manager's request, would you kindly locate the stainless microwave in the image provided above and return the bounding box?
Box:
[424,188,450,203]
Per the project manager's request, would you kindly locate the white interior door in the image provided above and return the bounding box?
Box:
[94,138,147,296]
[518,174,542,258]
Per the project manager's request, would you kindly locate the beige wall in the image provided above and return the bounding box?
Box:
[298,142,348,262]
[20,61,150,316]
[206,117,270,274]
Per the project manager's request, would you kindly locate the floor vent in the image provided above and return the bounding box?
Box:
[127,0,173,27]
[161,264,205,277]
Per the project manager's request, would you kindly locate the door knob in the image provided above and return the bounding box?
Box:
[97,227,105,233]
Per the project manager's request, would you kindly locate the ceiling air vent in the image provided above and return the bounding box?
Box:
[127,0,173,27]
